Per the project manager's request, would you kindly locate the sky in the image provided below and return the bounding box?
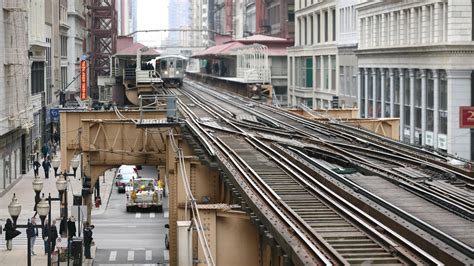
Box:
[137,0,169,47]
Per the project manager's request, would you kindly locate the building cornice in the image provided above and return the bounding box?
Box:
[355,44,474,56]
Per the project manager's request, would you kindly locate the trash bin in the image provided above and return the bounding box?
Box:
[71,237,83,266]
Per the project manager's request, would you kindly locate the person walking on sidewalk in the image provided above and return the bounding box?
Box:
[33,156,41,177]
[42,219,50,254]
[3,218,18,250]
[67,217,76,239]
[50,220,58,252]
[27,218,38,255]
[83,223,94,259]
[42,158,51,179]
[41,143,49,159]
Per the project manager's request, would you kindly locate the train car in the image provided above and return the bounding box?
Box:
[155,55,187,88]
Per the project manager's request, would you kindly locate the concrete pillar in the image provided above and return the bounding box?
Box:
[421,69,427,145]
[410,8,416,45]
[365,17,370,47]
[389,12,395,46]
[400,10,405,45]
[321,55,325,90]
[313,55,316,104]
[447,70,472,159]
[292,57,296,106]
[314,12,318,43]
[433,2,441,43]
[328,55,332,91]
[389,68,395,117]
[399,69,405,141]
[296,18,300,45]
[372,15,376,47]
[372,68,377,118]
[364,68,369,118]
[177,221,193,266]
[380,68,386,118]
[287,55,291,106]
[409,69,415,144]
[433,70,439,148]
[321,10,326,42]
[357,69,362,117]
[421,5,428,44]
[381,14,386,46]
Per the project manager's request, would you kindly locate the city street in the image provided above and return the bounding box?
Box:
[93,165,169,265]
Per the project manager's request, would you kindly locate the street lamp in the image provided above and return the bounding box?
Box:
[52,155,80,219]
[8,193,21,226]
[36,195,49,226]
[8,194,43,266]
[32,175,43,212]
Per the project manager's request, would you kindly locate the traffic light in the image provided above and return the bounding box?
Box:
[82,175,91,196]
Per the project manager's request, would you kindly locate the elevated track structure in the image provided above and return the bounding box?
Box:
[60,78,473,265]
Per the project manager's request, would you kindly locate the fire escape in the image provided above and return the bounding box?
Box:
[85,0,117,100]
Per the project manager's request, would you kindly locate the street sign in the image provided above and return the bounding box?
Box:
[460,106,474,128]
[80,60,87,100]
[50,108,60,123]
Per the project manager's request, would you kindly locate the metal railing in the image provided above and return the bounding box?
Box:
[136,70,162,85]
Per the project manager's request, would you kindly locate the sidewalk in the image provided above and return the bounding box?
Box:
[0,152,115,265]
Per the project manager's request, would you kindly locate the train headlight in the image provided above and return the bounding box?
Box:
[176,71,180,75]
[164,71,168,75]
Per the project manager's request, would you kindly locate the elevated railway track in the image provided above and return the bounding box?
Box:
[166,79,473,264]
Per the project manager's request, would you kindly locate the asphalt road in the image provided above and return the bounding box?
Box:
[92,165,169,265]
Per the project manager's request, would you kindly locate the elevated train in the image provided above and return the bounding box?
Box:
[155,55,187,88]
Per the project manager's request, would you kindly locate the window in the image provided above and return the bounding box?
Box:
[330,55,336,90]
[60,35,67,57]
[316,13,321,43]
[288,4,295,22]
[323,56,328,90]
[340,66,345,95]
[332,9,336,41]
[316,56,321,89]
[31,62,45,95]
[324,11,328,42]
[61,67,67,91]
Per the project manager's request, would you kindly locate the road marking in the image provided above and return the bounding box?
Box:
[164,250,169,261]
[164,211,169,218]
[109,251,117,261]
[146,250,152,260]
[135,213,141,218]
[150,213,155,218]
[127,250,134,261]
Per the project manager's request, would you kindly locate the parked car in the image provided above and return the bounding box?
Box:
[125,177,163,212]
[115,165,138,193]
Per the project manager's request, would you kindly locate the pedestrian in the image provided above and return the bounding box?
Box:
[59,217,67,237]
[83,223,94,259]
[67,217,76,239]
[41,143,49,159]
[33,156,41,177]
[50,220,58,252]
[42,219,50,254]
[3,218,17,250]
[54,131,60,145]
[27,218,38,255]
[42,158,51,179]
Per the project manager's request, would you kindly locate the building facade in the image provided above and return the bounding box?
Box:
[66,0,85,103]
[356,0,474,159]
[287,0,339,109]
[1,0,38,189]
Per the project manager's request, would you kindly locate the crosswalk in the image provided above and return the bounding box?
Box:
[95,248,168,265]
[132,212,164,219]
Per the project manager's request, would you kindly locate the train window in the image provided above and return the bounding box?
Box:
[160,60,167,70]
[176,60,183,68]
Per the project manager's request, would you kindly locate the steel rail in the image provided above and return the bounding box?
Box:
[287,146,474,260]
[246,137,442,265]
[180,83,440,265]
